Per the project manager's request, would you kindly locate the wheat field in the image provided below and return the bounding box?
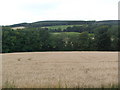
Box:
[1,52,118,88]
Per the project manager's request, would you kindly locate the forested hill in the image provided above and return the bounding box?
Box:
[8,20,118,28]
[2,20,119,53]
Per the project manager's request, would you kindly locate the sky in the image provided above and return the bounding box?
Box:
[0,0,119,25]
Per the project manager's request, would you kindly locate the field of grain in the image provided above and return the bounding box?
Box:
[2,52,118,88]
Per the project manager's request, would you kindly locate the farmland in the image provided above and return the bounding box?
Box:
[41,25,83,30]
[2,52,118,88]
[2,20,119,88]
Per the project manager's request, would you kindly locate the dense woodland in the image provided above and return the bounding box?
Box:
[2,20,119,53]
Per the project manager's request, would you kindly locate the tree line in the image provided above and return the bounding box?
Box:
[2,25,119,53]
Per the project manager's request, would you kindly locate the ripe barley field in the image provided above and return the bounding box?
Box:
[1,52,118,88]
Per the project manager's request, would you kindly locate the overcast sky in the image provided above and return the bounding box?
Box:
[0,0,119,25]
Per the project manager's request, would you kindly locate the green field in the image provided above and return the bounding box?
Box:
[41,25,83,30]
[51,32,81,35]
[51,32,94,36]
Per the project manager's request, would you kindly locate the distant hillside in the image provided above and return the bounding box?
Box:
[7,20,118,28]
[96,20,118,25]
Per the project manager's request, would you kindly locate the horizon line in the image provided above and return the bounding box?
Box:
[2,19,118,26]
